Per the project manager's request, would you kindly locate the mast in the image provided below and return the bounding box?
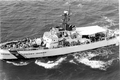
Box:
[68,5,71,18]
[62,6,71,30]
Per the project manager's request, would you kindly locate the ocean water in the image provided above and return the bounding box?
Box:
[0,0,119,80]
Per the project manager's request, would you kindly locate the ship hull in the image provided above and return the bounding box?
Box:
[0,37,119,60]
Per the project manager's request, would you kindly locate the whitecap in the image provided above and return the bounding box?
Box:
[77,4,83,8]
[6,61,29,66]
[35,57,66,69]
[78,58,108,70]
[75,56,114,70]
[72,50,115,70]
[103,16,118,27]
[69,60,77,64]
[63,2,70,6]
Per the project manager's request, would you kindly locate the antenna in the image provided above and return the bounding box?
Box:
[68,5,71,19]
[68,4,71,22]
[62,5,71,30]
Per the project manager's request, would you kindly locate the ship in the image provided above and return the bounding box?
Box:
[0,10,119,60]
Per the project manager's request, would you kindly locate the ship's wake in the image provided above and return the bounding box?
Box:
[35,57,66,69]
[6,61,29,66]
[70,51,115,70]
[5,46,119,71]
[34,46,118,70]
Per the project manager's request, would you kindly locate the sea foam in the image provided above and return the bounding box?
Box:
[35,57,66,69]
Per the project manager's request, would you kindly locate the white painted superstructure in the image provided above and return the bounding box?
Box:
[0,36,119,60]
[0,11,119,60]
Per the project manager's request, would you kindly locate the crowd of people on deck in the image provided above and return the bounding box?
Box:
[58,29,118,47]
[58,33,104,47]
[0,38,34,50]
[0,10,118,50]
[0,28,118,50]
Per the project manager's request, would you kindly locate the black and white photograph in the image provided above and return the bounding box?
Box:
[0,0,119,80]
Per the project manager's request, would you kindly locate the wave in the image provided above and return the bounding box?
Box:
[35,57,66,69]
[73,56,114,70]
[33,46,118,70]
[92,16,118,29]
[4,45,118,71]
[6,61,29,66]
[68,47,117,70]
